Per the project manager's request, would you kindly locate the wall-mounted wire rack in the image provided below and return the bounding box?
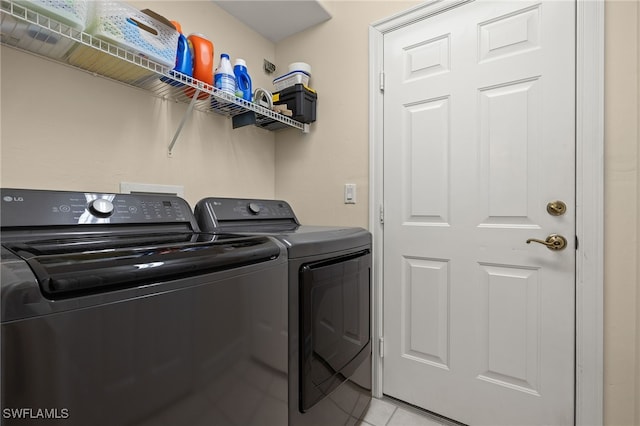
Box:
[0,0,309,155]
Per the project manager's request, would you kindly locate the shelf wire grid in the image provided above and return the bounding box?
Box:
[0,0,305,131]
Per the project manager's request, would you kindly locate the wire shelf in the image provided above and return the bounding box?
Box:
[0,0,307,133]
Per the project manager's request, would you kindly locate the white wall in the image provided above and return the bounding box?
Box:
[604,1,640,425]
[274,1,419,228]
[637,1,640,417]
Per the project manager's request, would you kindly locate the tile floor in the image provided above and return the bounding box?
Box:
[357,397,462,426]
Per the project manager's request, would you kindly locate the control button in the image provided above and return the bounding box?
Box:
[88,199,114,218]
[248,202,261,215]
[59,205,71,213]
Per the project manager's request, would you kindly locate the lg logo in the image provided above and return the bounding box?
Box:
[3,196,24,202]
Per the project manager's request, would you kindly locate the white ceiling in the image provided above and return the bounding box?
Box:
[211,1,332,43]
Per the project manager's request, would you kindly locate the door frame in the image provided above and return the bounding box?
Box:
[368,0,604,424]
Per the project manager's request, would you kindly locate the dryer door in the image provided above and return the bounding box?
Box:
[299,250,371,412]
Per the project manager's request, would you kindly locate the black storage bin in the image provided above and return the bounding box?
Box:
[273,84,317,124]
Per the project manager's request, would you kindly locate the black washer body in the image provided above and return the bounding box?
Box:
[1,189,288,426]
[195,197,373,426]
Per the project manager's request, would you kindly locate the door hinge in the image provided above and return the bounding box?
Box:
[379,337,384,358]
[379,205,384,225]
[575,235,579,250]
[379,71,385,92]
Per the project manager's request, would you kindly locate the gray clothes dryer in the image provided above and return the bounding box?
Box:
[1,189,288,426]
[195,197,373,426]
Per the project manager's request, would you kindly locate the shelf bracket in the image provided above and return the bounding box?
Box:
[168,88,201,156]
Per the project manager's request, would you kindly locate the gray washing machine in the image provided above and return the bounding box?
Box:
[1,188,289,426]
[195,197,372,426]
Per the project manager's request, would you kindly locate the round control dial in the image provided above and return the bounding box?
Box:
[247,202,261,215]
[88,198,114,217]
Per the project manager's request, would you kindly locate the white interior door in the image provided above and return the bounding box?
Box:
[382,1,576,425]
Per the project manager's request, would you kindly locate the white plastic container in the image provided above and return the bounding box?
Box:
[214,53,236,95]
[0,18,76,59]
[85,1,179,67]
[273,70,310,92]
[1,0,90,59]
[288,62,311,74]
[15,0,90,30]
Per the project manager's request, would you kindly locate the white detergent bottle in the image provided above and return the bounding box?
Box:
[214,53,236,96]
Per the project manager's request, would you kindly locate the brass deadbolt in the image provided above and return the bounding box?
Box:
[547,200,567,216]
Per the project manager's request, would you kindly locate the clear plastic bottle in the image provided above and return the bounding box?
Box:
[234,58,252,101]
[214,53,236,96]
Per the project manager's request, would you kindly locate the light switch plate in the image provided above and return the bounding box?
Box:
[344,183,356,204]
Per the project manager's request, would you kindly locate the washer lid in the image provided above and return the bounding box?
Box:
[275,226,371,259]
[195,197,372,258]
[3,233,280,299]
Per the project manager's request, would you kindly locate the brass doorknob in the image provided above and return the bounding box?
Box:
[526,234,567,251]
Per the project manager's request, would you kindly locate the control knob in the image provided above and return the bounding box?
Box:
[247,202,261,215]
[88,198,114,218]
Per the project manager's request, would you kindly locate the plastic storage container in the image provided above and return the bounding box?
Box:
[273,70,310,92]
[85,1,179,67]
[273,84,317,124]
[16,0,90,29]
[2,0,90,59]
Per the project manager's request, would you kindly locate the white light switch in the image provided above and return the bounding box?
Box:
[344,184,356,204]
